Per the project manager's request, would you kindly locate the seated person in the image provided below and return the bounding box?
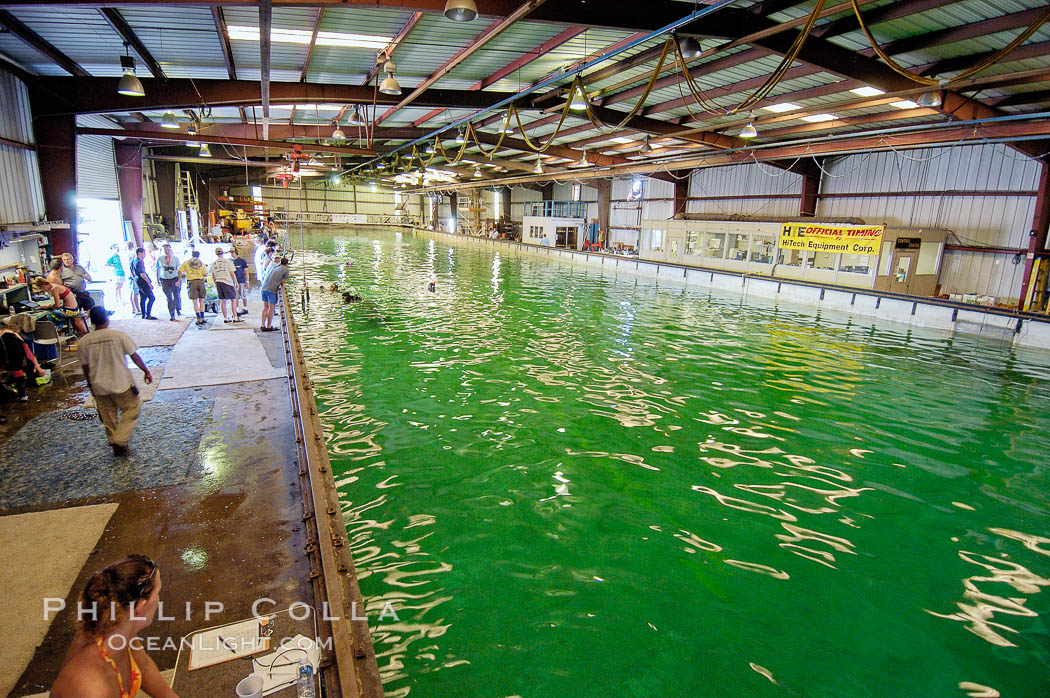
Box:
[33,277,88,335]
[46,257,65,285]
[0,326,45,401]
[51,554,178,698]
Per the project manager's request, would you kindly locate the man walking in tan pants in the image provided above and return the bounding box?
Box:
[79,306,153,456]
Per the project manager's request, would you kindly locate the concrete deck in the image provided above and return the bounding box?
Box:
[0,303,318,696]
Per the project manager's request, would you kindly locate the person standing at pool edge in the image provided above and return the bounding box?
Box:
[79,306,152,456]
[230,247,249,316]
[260,257,289,332]
[209,248,240,324]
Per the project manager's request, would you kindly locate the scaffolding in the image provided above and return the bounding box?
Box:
[456,191,482,237]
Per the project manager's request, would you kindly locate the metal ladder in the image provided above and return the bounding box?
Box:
[177,169,199,212]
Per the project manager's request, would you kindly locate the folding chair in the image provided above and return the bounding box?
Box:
[33,320,77,378]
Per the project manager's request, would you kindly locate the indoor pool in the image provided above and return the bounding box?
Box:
[290,228,1050,697]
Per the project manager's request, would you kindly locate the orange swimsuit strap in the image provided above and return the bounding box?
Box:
[95,637,142,698]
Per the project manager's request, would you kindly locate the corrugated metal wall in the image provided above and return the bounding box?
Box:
[231,183,398,217]
[76,114,120,200]
[688,163,802,218]
[0,69,45,226]
[817,143,1040,301]
[510,186,542,223]
[610,177,642,245]
[643,178,675,221]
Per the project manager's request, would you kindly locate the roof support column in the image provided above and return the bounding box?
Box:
[800,161,821,217]
[500,188,511,223]
[596,179,612,237]
[115,142,144,247]
[1019,160,1050,310]
[449,192,458,233]
[673,171,689,218]
[33,111,77,255]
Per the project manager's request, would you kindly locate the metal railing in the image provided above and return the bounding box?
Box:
[273,211,418,226]
[523,201,587,218]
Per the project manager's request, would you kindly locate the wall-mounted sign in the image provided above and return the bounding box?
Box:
[894,237,922,250]
[778,222,885,255]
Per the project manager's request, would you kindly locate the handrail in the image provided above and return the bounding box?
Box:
[279,288,384,698]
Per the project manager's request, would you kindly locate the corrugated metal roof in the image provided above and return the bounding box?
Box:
[8,6,145,78]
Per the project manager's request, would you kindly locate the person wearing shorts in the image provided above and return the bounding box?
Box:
[178,251,208,326]
[209,248,240,324]
[259,256,289,332]
[230,248,249,316]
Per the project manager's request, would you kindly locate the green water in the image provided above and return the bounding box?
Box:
[291,228,1050,698]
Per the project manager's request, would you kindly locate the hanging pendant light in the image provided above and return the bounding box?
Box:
[473,168,483,178]
[533,158,543,174]
[332,125,346,141]
[916,90,941,108]
[379,60,401,96]
[569,85,589,111]
[444,0,478,22]
[198,143,212,157]
[185,123,198,146]
[117,42,145,97]
[425,141,436,154]
[498,113,514,134]
[348,106,365,125]
[639,134,653,154]
[571,150,591,168]
[455,128,466,144]
[160,110,180,129]
[677,34,702,60]
[740,112,758,139]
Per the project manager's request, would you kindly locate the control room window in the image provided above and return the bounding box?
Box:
[750,236,775,263]
[650,229,664,251]
[727,233,749,261]
[705,232,726,259]
[685,231,700,255]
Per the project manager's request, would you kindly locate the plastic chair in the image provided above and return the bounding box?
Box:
[33,320,77,375]
[87,289,105,309]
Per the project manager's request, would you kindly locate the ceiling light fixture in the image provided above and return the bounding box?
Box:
[348,106,365,125]
[569,85,590,111]
[198,143,212,157]
[227,26,391,49]
[677,34,702,60]
[332,125,346,141]
[456,128,466,144]
[571,150,591,168]
[917,91,941,108]
[639,134,653,154]
[160,110,180,129]
[533,158,543,174]
[379,57,401,96]
[499,113,514,134]
[425,141,435,154]
[740,112,758,139]
[801,113,837,123]
[891,99,920,109]
[474,168,483,178]
[117,43,145,97]
[444,0,478,22]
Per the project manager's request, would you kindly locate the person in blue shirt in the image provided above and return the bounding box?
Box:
[229,248,249,317]
[129,248,156,320]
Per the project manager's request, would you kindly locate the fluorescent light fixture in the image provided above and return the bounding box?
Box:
[611,136,635,144]
[850,86,885,97]
[801,113,838,123]
[891,100,920,109]
[228,26,391,49]
[762,102,801,113]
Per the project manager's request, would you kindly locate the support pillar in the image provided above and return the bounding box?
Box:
[1019,160,1050,309]
[540,182,554,201]
[500,187,511,223]
[672,170,689,218]
[799,159,822,217]
[33,112,77,255]
[115,142,144,246]
[449,192,458,233]
[596,178,611,242]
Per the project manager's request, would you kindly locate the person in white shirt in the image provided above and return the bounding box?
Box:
[78,307,152,456]
[540,234,552,247]
[209,248,240,323]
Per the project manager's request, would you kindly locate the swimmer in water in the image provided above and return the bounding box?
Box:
[427,280,436,293]
[345,260,353,268]
[329,283,339,292]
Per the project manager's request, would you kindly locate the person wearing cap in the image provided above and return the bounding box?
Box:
[78,306,153,456]
[229,247,249,317]
[208,248,240,324]
[178,251,208,326]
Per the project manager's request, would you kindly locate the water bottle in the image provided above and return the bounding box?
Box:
[296,657,314,698]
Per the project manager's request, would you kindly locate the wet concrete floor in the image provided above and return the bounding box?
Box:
[1,317,315,696]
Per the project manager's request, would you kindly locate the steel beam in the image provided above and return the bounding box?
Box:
[0,9,88,77]
[99,7,166,80]
[260,0,272,140]
[212,6,237,80]
[32,110,78,254]
[27,78,521,115]
[77,127,378,156]
[1019,161,1050,308]
[299,8,323,82]
[115,141,145,245]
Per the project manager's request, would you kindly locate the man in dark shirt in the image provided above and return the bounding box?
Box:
[230,248,250,317]
[129,247,157,319]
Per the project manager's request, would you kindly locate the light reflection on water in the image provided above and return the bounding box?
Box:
[293,229,1050,697]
